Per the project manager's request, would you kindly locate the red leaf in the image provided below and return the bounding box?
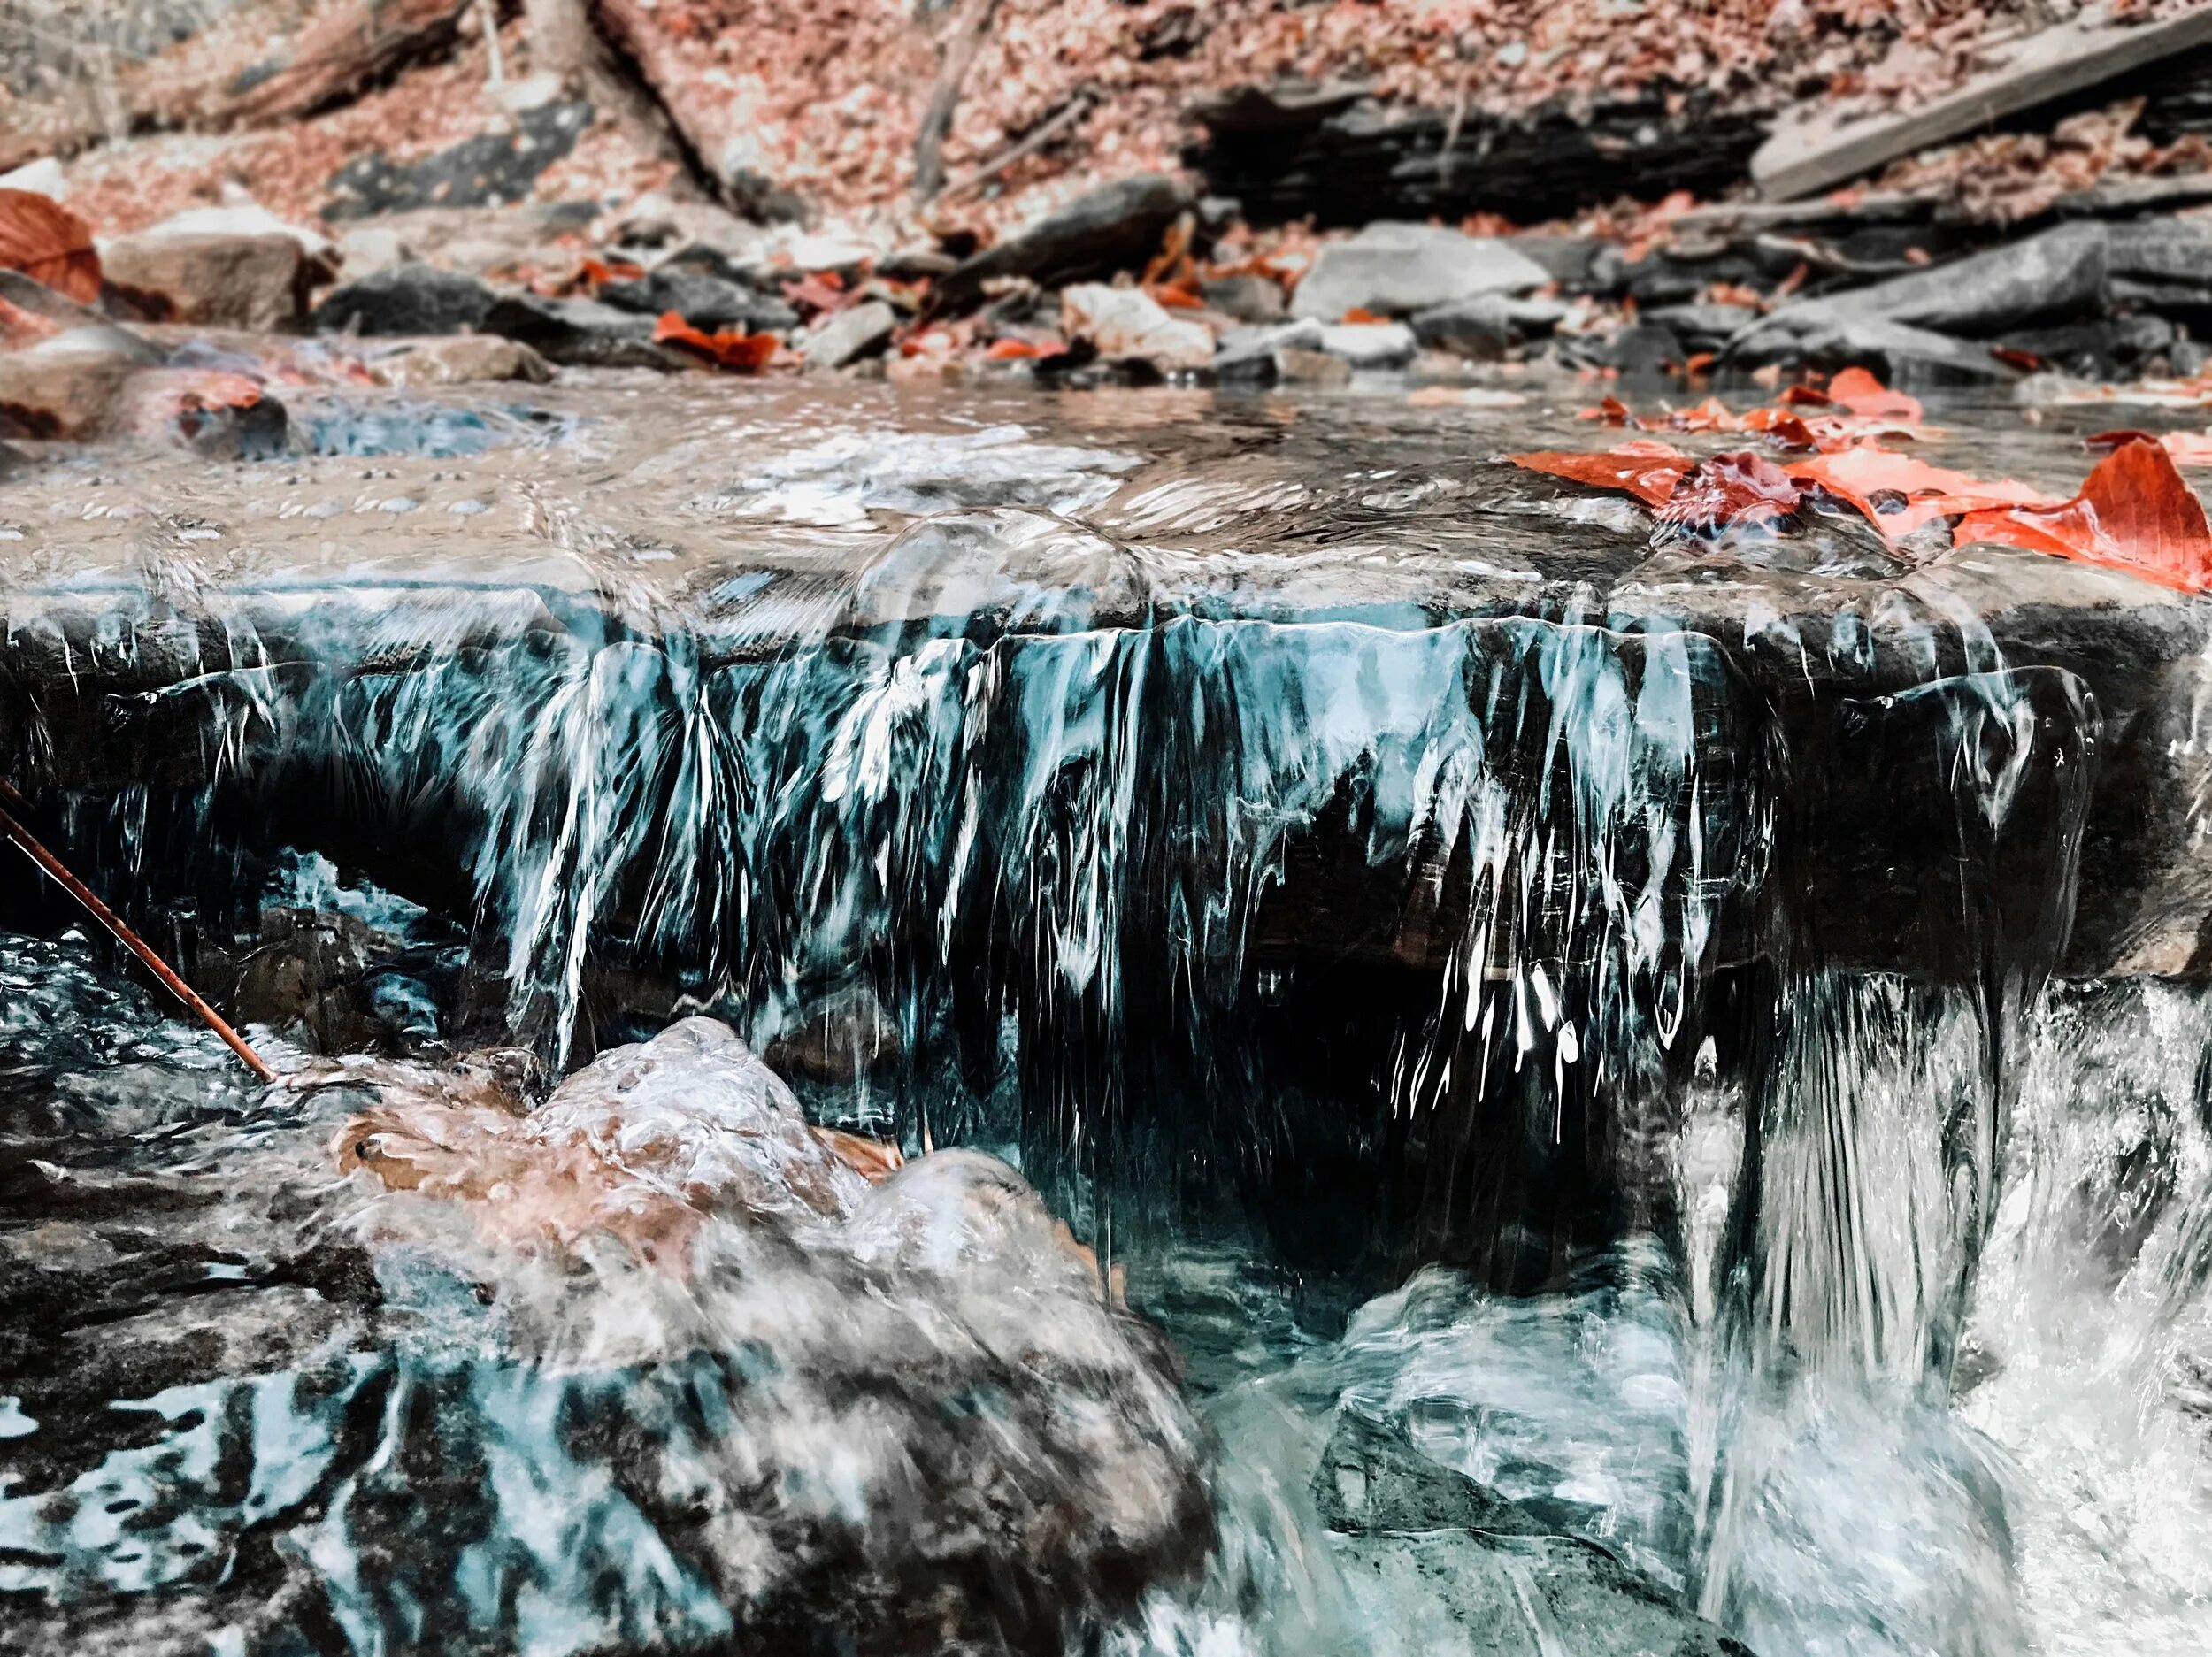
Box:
[1148,280,1205,309]
[0,188,100,302]
[1578,394,1637,426]
[653,311,780,372]
[2086,428,2212,465]
[1823,366,1922,426]
[1785,446,2050,541]
[1509,442,1691,508]
[1341,306,1389,324]
[1955,439,2212,591]
[986,336,1065,360]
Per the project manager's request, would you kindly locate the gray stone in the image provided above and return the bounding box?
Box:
[600,268,798,333]
[1316,319,1418,369]
[311,265,495,336]
[480,294,688,370]
[803,300,898,370]
[0,327,155,441]
[1061,283,1215,373]
[1276,347,1353,386]
[1290,223,1549,320]
[1216,318,1325,382]
[1410,294,1569,360]
[1645,302,1761,350]
[1200,272,1287,323]
[1724,300,2016,386]
[100,230,313,332]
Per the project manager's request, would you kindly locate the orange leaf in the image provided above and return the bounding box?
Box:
[1955,440,2212,591]
[1657,450,1804,533]
[1509,442,1691,508]
[1579,394,1638,426]
[1341,306,1388,324]
[2086,428,2212,465]
[0,188,100,303]
[1824,366,1922,426]
[1786,446,2052,541]
[1149,280,1205,309]
[653,311,780,372]
[986,336,1065,360]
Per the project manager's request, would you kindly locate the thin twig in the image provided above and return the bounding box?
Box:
[911,0,1003,203]
[0,777,275,1083]
[940,91,1093,202]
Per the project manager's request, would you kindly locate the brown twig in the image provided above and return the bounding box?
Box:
[939,90,1094,202]
[0,778,275,1083]
[911,0,1004,203]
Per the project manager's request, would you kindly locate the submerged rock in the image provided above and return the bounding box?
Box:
[1290,222,1549,321]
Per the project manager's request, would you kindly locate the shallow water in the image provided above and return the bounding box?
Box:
[3,366,2210,1653]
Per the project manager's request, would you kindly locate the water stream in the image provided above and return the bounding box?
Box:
[1,372,2208,1653]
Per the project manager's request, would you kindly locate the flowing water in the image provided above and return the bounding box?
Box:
[1,365,2209,1654]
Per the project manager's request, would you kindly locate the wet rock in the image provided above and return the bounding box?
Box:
[1060,282,1215,373]
[372,334,555,388]
[98,230,317,331]
[1216,318,1325,383]
[1201,272,1287,322]
[1724,300,2015,384]
[1646,301,1762,354]
[933,173,1195,312]
[1594,319,1686,375]
[1316,319,1418,370]
[311,263,495,336]
[764,984,900,1085]
[598,266,797,333]
[801,299,897,371]
[0,266,104,331]
[1409,294,1566,360]
[1998,312,2182,380]
[1289,222,1549,321]
[322,101,595,219]
[0,326,155,441]
[1318,1413,1751,1657]
[1509,232,1620,291]
[479,292,687,370]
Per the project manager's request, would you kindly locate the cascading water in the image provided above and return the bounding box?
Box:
[0,385,2205,1656]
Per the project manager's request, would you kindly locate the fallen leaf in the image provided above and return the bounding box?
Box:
[1657,450,1805,533]
[1786,446,2049,540]
[1341,306,1389,324]
[1955,439,2212,591]
[1509,441,1691,508]
[653,311,780,372]
[0,188,100,303]
[1579,394,1636,425]
[1823,366,1923,426]
[2085,428,2212,465]
[985,336,1065,360]
[1148,280,1205,309]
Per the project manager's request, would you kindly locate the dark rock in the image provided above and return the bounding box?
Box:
[310,264,495,336]
[1200,272,1286,323]
[1216,318,1325,383]
[480,293,689,369]
[765,984,900,1085]
[1315,1410,1562,1536]
[1724,300,2016,385]
[1509,234,1619,291]
[932,173,1194,312]
[1410,294,1567,360]
[1594,320,1686,375]
[599,267,798,332]
[322,102,595,220]
[1646,302,1762,352]
[1290,222,1548,320]
[2001,313,2183,379]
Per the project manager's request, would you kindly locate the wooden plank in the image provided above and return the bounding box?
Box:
[1754,8,2212,202]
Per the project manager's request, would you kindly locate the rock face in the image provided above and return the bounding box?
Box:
[1061,282,1216,373]
[1317,1413,1752,1657]
[1290,221,1549,320]
[99,230,316,331]
[599,267,797,333]
[310,263,495,335]
[480,293,688,369]
[933,173,1195,313]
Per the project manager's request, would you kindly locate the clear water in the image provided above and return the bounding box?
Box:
[1,367,2208,1653]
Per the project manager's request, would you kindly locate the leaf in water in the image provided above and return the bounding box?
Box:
[1955,439,2212,592]
[1823,366,1924,426]
[0,188,100,303]
[653,311,781,373]
[1785,446,2050,541]
[1656,449,1804,534]
[1508,442,1691,508]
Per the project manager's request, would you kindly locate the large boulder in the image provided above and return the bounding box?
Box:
[933,173,1194,313]
[1290,222,1549,321]
[99,229,319,331]
[310,263,496,336]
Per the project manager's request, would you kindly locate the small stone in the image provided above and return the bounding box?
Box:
[1291,222,1549,320]
[1317,321,1418,370]
[1409,294,1568,360]
[1200,273,1286,323]
[1274,347,1353,386]
[1060,283,1215,373]
[373,336,554,388]
[1215,318,1324,384]
[803,300,898,371]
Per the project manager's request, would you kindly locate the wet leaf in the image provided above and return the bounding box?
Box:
[2085,428,2212,465]
[1822,366,1924,426]
[0,188,100,303]
[1955,439,2212,591]
[1509,441,1690,507]
[1785,446,2049,541]
[653,311,781,372]
[1656,450,1804,533]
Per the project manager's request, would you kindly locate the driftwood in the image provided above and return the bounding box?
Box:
[0,778,274,1082]
[911,0,1005,203]
[1755,8,2212,201]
